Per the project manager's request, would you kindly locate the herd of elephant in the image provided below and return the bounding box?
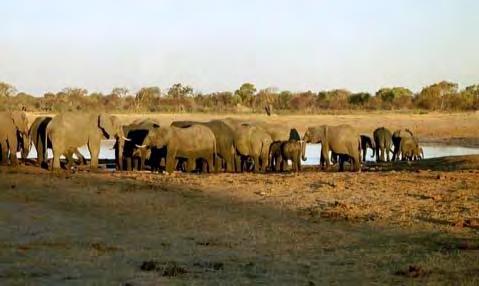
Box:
[0,111,424,173]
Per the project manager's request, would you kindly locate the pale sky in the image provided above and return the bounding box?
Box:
[1,0,478,96]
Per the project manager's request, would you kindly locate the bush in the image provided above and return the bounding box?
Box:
[0,81,477,113]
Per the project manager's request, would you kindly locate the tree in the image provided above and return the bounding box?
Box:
[167,83,193,99]
[316,89,351,109]
[234,83,256,106]
[376,87,413,109]
[111,87,129,98]
[62,87,88,98]
[415,81,458,110]
[0,82,17,97]
[254,87,277,112]
[135,86,161,110]
[277,90,293,110]
[463,85,479,110]
[348,92,371,107]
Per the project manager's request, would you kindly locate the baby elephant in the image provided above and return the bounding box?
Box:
[270,140,304,172]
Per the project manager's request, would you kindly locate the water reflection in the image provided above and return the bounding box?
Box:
[303,144,479,165]
[21,141,479,166]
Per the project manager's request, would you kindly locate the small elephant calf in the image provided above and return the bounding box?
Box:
[269,140,303,172]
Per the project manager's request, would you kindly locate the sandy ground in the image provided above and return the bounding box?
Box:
[0,156,478,285]
[27,112,479,146]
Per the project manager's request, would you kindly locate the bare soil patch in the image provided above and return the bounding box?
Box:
[0,155,478,284]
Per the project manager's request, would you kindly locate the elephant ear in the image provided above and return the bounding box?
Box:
[10,111,29,134]
[98,114,116,139]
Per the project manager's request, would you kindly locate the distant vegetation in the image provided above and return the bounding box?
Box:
[0,81,478,113]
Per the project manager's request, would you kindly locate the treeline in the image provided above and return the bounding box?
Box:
[0,81,478,113]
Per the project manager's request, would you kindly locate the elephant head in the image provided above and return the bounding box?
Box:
[9,111,30,159]
[303,126,327,144]
[137,125,172,149]
[98,114,127,170]
[9,111,29,135]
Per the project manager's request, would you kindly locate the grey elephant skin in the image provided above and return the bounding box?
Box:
[392,129,420,161]
[171,120,236,172]
[373,127,393,162]
[120,118,161,171]
[269,140,305,172]
[222,117,292,142]
[360,134,375,162]
[231,124,272,172]
[303,124,361,172]
[46,113,125,170]
[140,125,217,173]
[0,111,29,166]
[399,133,423,161]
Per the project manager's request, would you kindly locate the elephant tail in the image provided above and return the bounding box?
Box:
[212,139,217,168]
[358,137,362,162]
[44,124,49,165]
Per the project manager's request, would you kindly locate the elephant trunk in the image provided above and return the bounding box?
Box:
[301,140,307,161]
[21,134,31,160]
[115,130,126,171]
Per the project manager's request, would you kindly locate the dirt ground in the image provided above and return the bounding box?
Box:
[0,155,478,285]
[27,111,479,146]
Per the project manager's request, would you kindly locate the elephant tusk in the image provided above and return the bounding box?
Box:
[135,144,147,148]
[122,136,132,142]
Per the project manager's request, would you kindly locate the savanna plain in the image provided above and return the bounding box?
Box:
[1,112,478,285]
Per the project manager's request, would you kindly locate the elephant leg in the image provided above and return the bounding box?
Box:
[338,156,345,172]
[126,157,133,171]
[253,156,260,173]
[52,148,61,170]
[386,147,391,162]
[208,153,216,173]
[225,155,234,173]
[165,153,176,173]
[133,157,139,170]
[36,140,44,166]
[0,140,8,165]
[321,147,330,170]
[65,152,75,169]
[362,148,367,163]
[8,141,18,167]
[88,142,100,169]
[235,155,242,173]
[139,156,145,171]
[186,158,195,172]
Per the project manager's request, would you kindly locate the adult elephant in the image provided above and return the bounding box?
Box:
[303,124,361,172]
[171,120,236,172]
[233,124,272,172]
[0,111,29,166]
[47,113,127,170]
[137,124,216,173]
[30,116,85,168]
[373,127,393,162]
[120,118,161,171]
[392,129,417,161]
[360,134,375,162]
